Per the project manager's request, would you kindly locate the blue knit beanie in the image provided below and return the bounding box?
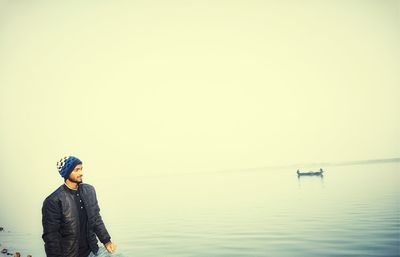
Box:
[57,156,82,179]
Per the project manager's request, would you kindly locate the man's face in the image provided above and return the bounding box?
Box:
[67,164,83,184]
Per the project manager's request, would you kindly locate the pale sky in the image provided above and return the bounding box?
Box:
[0,0,399,231]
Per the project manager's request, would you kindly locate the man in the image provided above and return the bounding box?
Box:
[42,156,116,257]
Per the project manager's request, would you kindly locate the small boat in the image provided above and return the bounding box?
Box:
[297,168,324,176]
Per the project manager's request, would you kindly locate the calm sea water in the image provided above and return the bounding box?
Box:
[1,162,399,256]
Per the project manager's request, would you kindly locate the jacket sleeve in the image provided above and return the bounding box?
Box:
[92,188,111,244]
[42,198,62,257]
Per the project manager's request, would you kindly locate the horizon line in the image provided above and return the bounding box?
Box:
[125,157,400,178]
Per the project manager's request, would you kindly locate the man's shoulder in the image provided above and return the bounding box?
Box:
[43,185,65,205]
[80,183,96,192]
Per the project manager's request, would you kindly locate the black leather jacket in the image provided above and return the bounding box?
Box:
[42,183,111,257]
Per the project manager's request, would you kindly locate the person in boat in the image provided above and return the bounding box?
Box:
[297,168,324,175]
[42,156,117,257]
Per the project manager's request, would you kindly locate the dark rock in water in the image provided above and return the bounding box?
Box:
[0,227,4,231]
[1,248,8,253]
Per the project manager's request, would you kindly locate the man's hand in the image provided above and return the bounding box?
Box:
[104,242,117,253]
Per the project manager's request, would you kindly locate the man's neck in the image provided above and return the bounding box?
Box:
[65,180,78,190]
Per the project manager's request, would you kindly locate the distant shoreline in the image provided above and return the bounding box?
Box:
[237,157,400,173]
[290,157,400,169]
[130,157,400,178]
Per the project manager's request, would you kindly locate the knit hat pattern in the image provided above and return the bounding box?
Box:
[57,156,82,179]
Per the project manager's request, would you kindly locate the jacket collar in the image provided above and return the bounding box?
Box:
[63,183,79,195]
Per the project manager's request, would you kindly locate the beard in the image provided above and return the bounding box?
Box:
[68,176,83,184]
